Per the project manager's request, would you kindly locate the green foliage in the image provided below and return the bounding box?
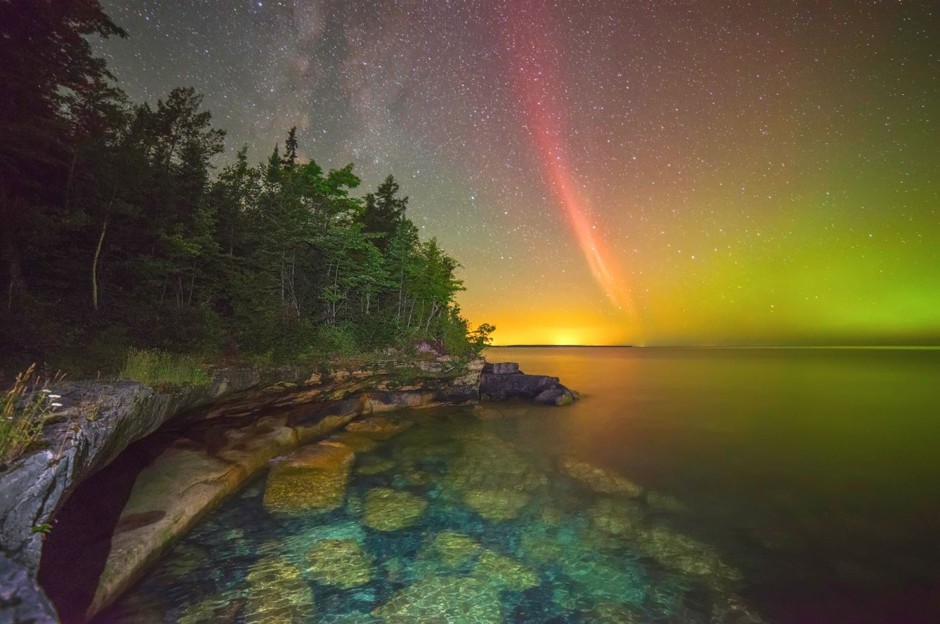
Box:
[313,324,360,357]
[1,365,62,466]
[468,323,497,355]
[0,4,493,372]
[120,349,209,388]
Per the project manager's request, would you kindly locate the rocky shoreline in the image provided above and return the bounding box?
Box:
[0,357,575,624]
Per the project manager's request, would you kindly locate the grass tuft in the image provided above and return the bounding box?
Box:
[120,348,210,388]
[1,364,61,466]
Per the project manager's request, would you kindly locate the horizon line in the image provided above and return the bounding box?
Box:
[488,344,940,349]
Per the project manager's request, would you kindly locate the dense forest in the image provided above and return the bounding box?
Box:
[0,2,491,375]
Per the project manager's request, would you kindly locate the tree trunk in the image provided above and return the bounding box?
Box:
[91,217,109,311]
[91,191,116,311]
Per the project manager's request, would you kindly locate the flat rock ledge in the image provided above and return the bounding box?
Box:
[0,356,575,623]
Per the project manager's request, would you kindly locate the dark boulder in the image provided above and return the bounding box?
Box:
[482,362,520,375]
[479,362,577,406]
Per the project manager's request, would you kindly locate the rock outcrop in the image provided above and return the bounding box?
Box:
[479,362,578,405]
[0,355,576,623]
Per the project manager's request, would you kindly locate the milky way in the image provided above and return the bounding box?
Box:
[98,1,938,345]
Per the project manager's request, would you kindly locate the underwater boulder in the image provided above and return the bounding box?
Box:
[588,497,647,537]
[345,415,414,439]
[558,456,645,498]
[362,488,427,531]
[244,557,315,623]
[473,549,540,591]
[305,539,372,589]
[262,441,355,514]
[636,526,742,582]
[424,531,483,568]
[443,432,547,521]
[371,576,502,624]
[328,431,378,452]
[463,487,531,521]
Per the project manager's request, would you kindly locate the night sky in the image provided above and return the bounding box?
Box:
[97,1,938,346]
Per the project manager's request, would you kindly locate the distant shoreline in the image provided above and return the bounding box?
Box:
[488,344,940,350]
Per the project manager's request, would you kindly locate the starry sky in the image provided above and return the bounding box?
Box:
[97,0,939,346]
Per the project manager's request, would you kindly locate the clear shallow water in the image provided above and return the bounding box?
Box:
[100,347,940,623]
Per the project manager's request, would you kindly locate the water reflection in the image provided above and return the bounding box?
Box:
[100,348,940,623]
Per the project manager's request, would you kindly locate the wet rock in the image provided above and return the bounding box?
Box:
[588,497,646,537]
[263,442,355,514]
[558,456,645,497]
[305,539,371,589]
[482,362,520,374]
[426,531,482,568]
[636,526,741,582]
[646,490,688,513]
[443,432,546,521]
[290,519,366,547]
[371,576,502,624]
[355,457,397,475]
[473,549,540,591]
[588,602,646,623]
[709,593,769,624]
[345,416,414,440]
[534,387,576,406]
[244,557,315,623]
[519,528,565,564]
[362,488,427,531]
[178,595,247,624]
[480,372,559,401]
[463,488,531,521]
[328,431,377,453]
[561,553,647,607]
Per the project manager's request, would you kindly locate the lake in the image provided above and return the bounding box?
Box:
[98,347,940,623]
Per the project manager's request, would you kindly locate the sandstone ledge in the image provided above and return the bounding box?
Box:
[0,357,483,624]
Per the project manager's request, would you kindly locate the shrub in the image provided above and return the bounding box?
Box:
[120,348,210,387]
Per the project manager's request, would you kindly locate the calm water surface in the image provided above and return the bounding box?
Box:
[101,347,940,623]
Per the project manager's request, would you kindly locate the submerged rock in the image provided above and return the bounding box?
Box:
[588,497,647,537]
[426,531,483,568]
[558,456,645,498]
[355,457,397,475]
[636,526,741,582]
[646,490,688,513]
[443,432,546,521]
[534,387,576,406]
[345,415,414,439]
[244,557,315,623]
[263,442,355,514]
[328,431,378,452]
[473,549,540,591]
[362,488,427,531]
[371,576,502,624]
[305,539,371,589]
[178,595,247,624]
[561,554,647,608]
[463,488,531,521]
